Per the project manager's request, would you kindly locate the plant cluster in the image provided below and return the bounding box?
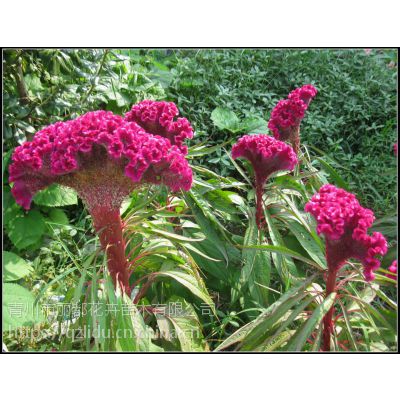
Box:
[3,49,397,353]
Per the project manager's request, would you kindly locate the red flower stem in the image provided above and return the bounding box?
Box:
[322,266,337,352]
[255,176,264,229]
[292,132,300,155]
[90,207,131,297]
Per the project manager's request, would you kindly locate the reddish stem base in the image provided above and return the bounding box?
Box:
[255,177,265,230]
[322,268,337,351]
[90,207,131,297]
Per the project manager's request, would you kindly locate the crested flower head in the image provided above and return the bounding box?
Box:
[386,260,397,281]
[232,134,297,183]
[268,84,317,153]
[305,184,388,281]
[9,109,193,211]
[288,84,318,107]
[267,99,306,141]
[125,100,194,155]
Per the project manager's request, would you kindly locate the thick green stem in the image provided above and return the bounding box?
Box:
[90,207,131,296]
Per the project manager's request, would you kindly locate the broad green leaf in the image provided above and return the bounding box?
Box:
[159,296,209,352]
[3,283,44,330]
[48,209,69,226]
[3,251,33,282]
[181,242,222,262]
[240,218,270,306]
[286,221,326,269]
[185,192,231,265]
[154,270,214,309]
[240,116,268,134]
[7,210,46,249]
[264,208,298,283]
[211,107,240,132]
[33,184,78,207]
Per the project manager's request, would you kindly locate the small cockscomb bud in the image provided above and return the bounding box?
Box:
[305,184,388,281]
[125,100,193,155]
[386,260,397,281]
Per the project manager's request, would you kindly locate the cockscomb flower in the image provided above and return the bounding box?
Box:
[288,84,318,107]
[305,184,387,281]
[125,100,194,155]
[386,260,397,281]
[268,84,317,153]
[305,184,388,351]
[394,142,397,156]
[232,134,297,228]
[9,108,194,295]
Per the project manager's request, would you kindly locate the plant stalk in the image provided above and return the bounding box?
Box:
[255,177,264,229]
[322,266,337,351]
[90,207,131,296]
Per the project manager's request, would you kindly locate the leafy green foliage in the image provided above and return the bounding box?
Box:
[3,251,33,282]
[33,184,78,207]
[3,283,44,331]
[166,49,397,215]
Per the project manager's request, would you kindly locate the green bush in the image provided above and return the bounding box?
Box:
[164,49,397,215]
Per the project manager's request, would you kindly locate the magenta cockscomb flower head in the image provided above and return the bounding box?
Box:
[394,142,398,156]
[232,134,297,228]
[386,260,397,281]
[9,110,192,211]
[305,184,387,351]
[268,84,317,153]
[9,108,193,295]
[305,184,388,282]
[125,100,194,155]
[288,84,318,107]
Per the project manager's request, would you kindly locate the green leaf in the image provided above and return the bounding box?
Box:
[286,221,326,269]
[242,244,324,270]
[316,157,349,190]
[240,218,271,306]
[155,270,214,309]
[149,227,205,242]
[181,242,222,262]
[33,184,78,207]
[3,283,44,330]
[7,210,46,249]
[24,74,43,92]
[48,209,69,226]
[286,292,336,351]
[3,251,33,282]
[211,107,240,132]
[216,275,317,351]
[158,296,209,352]
[264,208,298,283]
[240,116,269,134]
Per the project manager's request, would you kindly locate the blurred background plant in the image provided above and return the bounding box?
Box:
[2,48,397,352]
